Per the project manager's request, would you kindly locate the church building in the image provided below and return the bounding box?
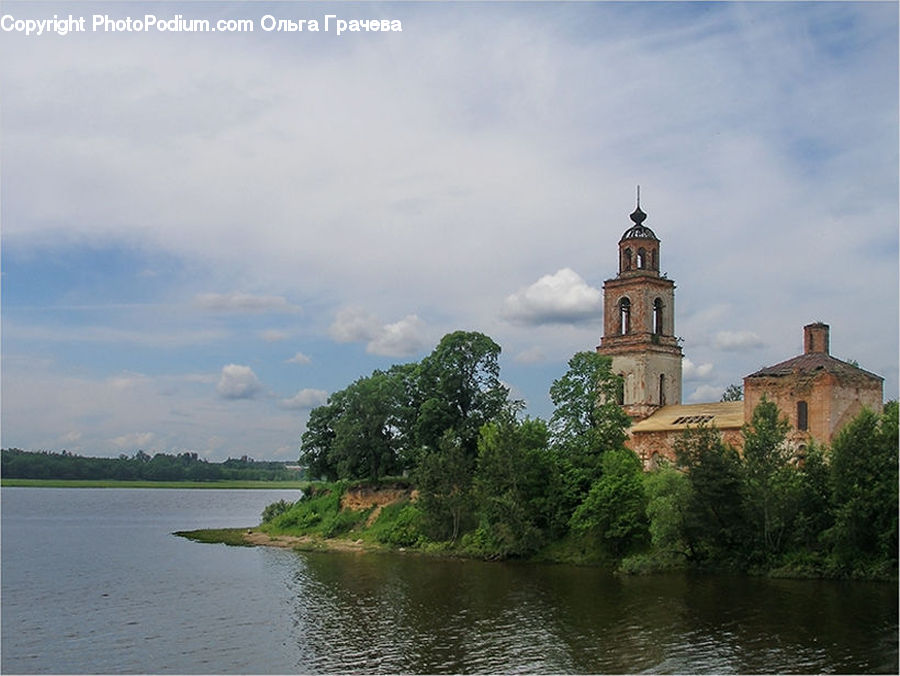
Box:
[596,198,884,469]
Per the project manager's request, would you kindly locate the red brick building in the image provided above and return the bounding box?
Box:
[596,201,884,468]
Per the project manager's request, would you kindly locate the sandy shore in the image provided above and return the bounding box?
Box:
[242,530,384,552]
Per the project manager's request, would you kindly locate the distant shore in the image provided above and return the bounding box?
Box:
[1,478,310,490]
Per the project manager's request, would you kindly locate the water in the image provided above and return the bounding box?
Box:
[2,487,897,674]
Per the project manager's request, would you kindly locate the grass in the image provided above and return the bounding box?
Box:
[173,528,254,546]
[1,478,311,490]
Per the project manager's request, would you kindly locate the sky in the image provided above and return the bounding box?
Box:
[1,1,897,461]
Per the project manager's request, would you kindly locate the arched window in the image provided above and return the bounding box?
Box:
[619,297,631,335]
[653,298,664,335]
[637,248,646,269]
[797,401,808,431]
[622,248,632,271]
[659,374,666,406]
[615,374,625,405]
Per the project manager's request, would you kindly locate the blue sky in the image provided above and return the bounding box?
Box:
[2,1,897,460]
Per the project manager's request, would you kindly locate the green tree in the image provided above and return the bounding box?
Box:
[569,448,648,557]
[643,464,692,561]
[414,331,511,457]
[549,352,629,497]
[827,402,899,569]
[472,417,563,557]
[741,397,795,561]
[789,441,832,553]
[415,431,475,542]
[300,368,412,481]
[300,401,340,481]
[675,423,746,564]
[721,384,743,402]
[329,372,407,480]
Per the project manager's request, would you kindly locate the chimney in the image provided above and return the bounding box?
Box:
[804,322,830,355]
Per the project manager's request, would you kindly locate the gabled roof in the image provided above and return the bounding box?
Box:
[629,401,744,433]
[745,352,882,382]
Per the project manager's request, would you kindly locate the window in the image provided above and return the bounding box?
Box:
[797,401,808,431]
[615,374,625,405]
[622,248,632,271]
[637,248,646,269]
[659,374,666,406]
[653,298,664,335]
[619,297,631,334]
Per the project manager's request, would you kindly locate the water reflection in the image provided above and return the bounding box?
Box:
[268,549,898,674]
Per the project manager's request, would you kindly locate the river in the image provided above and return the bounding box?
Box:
[2,487,896,674]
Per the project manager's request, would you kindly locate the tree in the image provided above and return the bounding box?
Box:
[473,417,563,557]
[414,331,511,457]
[415,431,475,542]
[741,397,795,560]
[643,465,692,561]
[300,370,411,482]
[827,402,899,568]
[720,384,743,402]
[549,351,630,492]
[569,448,648,557]
[675,423,746,564]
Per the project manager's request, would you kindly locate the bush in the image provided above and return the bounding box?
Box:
[261,499,294,523]
[370,502,425,547]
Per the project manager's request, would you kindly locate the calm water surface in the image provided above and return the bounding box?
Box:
[2,487,897,674]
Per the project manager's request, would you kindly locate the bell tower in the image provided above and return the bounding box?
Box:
[596,192,683,420]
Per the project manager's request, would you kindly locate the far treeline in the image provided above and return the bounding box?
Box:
[281,330,898,579]
[1,449,298,483]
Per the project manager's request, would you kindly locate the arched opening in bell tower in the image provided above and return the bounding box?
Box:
[618,297,631,334]
[653,298,664,335]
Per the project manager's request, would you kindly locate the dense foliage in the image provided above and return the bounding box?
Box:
[289,332,897,579]
[1,448,298,482]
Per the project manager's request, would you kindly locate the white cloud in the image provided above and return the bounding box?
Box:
[503,268,602,326]
[329,306,381,343]
[216,364,263,400]
[330,308,429,357]
[683,358,714,380]
[279,389,329,410]
[687,385,725,403]
[714,330,765,351]
[260,329,288,342]
[194,293,300,314]
[286,351,312,365]
[366,315,428,357]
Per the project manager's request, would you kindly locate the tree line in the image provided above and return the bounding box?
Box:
[1,448,298,482]
[298,330,898,577]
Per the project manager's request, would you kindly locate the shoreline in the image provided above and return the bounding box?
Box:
[175,527,390,553]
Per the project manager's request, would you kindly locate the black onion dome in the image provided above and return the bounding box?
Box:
[619,205,658,241]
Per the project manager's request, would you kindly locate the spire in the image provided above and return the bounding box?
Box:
[628,185,648,228]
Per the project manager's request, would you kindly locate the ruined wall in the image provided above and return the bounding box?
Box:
[743,371,883,447]
[626,427,744,470]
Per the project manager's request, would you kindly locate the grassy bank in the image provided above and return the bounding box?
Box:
[2,478,311,490]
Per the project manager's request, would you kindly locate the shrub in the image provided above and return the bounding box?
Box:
[261,499,294,523]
